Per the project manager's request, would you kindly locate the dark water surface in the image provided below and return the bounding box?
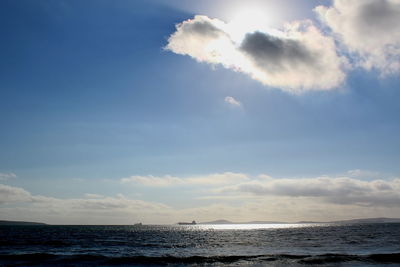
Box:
[1,223,400,266]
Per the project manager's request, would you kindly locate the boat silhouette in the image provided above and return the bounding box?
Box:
[178,220,196,225]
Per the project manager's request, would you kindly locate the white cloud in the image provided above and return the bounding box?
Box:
[1,175,400,224]
[258,174,273,180]
[0,184,31,204]
[224,96,242,107]
[346,169,383,179]
[0,183,172,224]
[166,15,347,93]
[121,172,400,209]
[84,193,104,199]
[223,176,400,207]
[0,172,17,181]
[315,0,400,74]
[120,171,400,208]
[121,172,249,187]
[121,175,183,187]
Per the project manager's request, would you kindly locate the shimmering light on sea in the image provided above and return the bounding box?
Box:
[189,223,334,230]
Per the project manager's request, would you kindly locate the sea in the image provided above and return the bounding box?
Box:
[1,223,400,266]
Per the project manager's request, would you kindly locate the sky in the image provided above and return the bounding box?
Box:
[1,0,400,224]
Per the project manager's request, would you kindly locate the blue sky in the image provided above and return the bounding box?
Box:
[1,0,400,224]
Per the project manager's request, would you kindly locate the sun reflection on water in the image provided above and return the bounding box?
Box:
[187,223,333,230]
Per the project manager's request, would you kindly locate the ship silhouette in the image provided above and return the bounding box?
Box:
[178,220,196,225]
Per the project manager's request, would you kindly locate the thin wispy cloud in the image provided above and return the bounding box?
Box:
[224,96,242,107]
[84,193,104,199]
[121,172,249,187]
[0,172,17,181]
[346,169,383,179]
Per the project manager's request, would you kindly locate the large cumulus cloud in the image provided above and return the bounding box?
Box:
[315,0,400,74]
[166,15,347,93]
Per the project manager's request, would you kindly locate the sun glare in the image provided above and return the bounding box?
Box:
[226,6,274,41]
[193,223,333,230]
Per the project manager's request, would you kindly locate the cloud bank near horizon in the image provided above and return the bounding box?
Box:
[1,170,400,224]
[123,172,400,208]
[166,0,400,92]
[230,176,400,208]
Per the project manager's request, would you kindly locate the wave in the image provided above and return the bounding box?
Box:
[0,252,399,265]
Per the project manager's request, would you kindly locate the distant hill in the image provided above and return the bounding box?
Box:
[245,220,287,224]
[200,218,400,225]
[332,217,400,224]
[200,219,233,224]
[0,220,47,225]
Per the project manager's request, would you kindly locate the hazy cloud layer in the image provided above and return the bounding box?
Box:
[121,171,400,208]
[0,183,171,224]
[121,172,248,187]
[166,15,347,93]
[316,0,400,74]
[0,184,32,204]
[0,173,16,181]
[1,174,400,224]
[346,169,383,179]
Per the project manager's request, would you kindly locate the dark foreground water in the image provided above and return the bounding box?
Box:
[1,223,400,266]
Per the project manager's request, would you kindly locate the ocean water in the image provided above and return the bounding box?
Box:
[1,223,400,266]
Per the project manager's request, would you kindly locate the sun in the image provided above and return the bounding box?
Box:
[225,5,275,41]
